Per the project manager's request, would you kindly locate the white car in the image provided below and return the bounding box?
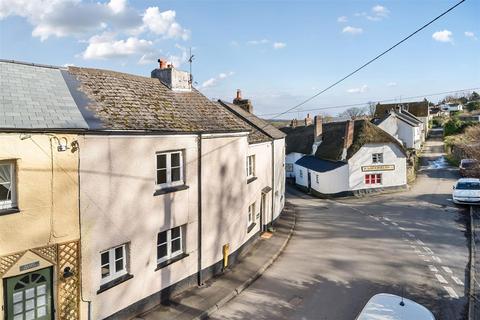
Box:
[452,178,480,205]
[356,293,435,320]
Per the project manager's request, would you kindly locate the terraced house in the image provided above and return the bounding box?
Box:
[0,59,286,320]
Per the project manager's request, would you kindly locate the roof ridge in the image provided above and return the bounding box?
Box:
[0,59,63,70]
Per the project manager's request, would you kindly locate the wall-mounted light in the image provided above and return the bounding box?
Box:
[50,136,69,152]
[63,266,74,279]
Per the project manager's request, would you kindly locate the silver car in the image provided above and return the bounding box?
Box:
[452,178,480,205]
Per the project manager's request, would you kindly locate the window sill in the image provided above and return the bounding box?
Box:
[247,222,256,233]
[154,185,189,196]
[0,207,20,216]
[155,253,189,271]
[97,273,134,294]
[247,177,257,184]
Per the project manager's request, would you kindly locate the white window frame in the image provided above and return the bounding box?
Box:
[157,226,184,264]
[0,161,15,211]
[248,202,255,226]
[155,151,184,189]
[100,244,127,285]
[246,155,255,179]
[372,153,384,164]
[365,173,382,185]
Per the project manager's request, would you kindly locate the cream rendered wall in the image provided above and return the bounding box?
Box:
[378,116,400,141]
[286,152,304,178]
[200,134,252,270]
[0,133,80,319]
[293,164,308,187]
[310,165,349,194]
[396,120,416,149]
[348,143,407,191]
[78,134,200,320]
[272,139,285,221]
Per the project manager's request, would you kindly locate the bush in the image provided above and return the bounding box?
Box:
[444,118,465,136]
[466,101,480,112]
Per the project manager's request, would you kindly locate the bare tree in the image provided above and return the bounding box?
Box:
[365,102,376,118]
[339,107,366,120]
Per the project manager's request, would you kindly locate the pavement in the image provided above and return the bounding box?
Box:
[470,206,480,319]
[134,202,296,320]
[211,129,469,320]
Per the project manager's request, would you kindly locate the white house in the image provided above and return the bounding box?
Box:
[283,117,407,197]
[375,100,430,141]
[373,109,423,150]
[440,103,464,112]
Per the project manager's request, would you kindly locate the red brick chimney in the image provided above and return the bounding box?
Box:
[314,116,322,142]
[343,120,354,150]
[158,59,168,69]
[305,113,313,126]
[233,89,253,113]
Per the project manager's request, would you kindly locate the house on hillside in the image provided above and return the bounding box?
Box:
[0,59,286,320]
[372,109,423,151]
[375,100,430,141]
[218,90,286,232]
[281,116,407,197]
[440,103,464,113]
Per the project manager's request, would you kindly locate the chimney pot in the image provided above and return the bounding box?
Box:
[233,89,253,113]
[236,89,242,100]
[158,59,168,69]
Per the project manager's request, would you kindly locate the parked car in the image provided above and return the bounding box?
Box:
[356,293,435,320]
[452,178,480,205]
[459,159,480,178]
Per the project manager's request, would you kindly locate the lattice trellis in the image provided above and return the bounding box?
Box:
[57,241,80,320]
[32,245,57,265]
[0,252,23,277]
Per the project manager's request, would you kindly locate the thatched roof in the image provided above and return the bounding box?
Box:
[375,100,429,118]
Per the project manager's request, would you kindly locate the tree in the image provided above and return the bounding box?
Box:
[365,102,376,118]
[469,91,480,101]
[339,107,366,120]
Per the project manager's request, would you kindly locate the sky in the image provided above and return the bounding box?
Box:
[1,0,479,119]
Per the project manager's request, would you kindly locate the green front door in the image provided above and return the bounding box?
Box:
[4,267,53,320]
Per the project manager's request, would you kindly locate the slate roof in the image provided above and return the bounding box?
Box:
[66,67,251,133]
[0,60,88,129]
[281,119,406,162]
[375,100,429,118]
[218,100,285,144]
[374,109,421,127]
[295,155,346,172]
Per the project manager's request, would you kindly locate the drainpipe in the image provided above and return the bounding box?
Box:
[271,140,275,228]
[197,134,203,286]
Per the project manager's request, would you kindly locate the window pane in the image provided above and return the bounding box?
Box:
[0,164,11,184]
[157,243,167,259]
[172,238,181,253]
[37,306,46,317]
[36,295,46,307]
[115,258,124,272]
[158,231,167,245]
[171,227,180,239]
[101,252,109,265]
[115,247,123,260]
[36,284,46,295]
[101,265,110,278]
[14,302,23,314]
[157,154,167,169]
[0,184,11,201]
[171,153,180,167]
[171,167,181,182]
[157,169,167,184]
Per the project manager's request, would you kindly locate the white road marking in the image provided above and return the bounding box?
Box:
[432,256,442,263]
[423,258,431,262]
[436,274,448,284]
[407,232,415,238]
[428,265,438,272]
[399,227,406,231]
[443,286,459,299]
[416,240,425,245]
[451,276,464,286]
[383,217,391,221]
[442,266,453,274]
[392,222,399,226]
[423,247,434,255]
[381,222,388,226]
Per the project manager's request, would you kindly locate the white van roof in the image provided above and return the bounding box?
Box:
[356,293,435,320]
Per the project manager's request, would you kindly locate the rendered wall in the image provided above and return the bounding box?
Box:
[272,139,286,221]
[310,165,349,195]
[286,152,305,178]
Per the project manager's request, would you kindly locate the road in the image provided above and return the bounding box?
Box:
[212,129,469,320]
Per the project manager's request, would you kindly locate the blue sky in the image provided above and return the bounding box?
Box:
[1,0,479,118]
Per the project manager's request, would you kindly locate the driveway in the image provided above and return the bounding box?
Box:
[211,130,469,320]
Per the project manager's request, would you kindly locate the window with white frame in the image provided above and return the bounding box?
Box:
[246,155,255,178]
[157,226,184,264]
[0,161,16,211]
[156,151,184,188]
[100,244,128,285]
[372,153,384,164]
[365,173,382,185]
[299,170,303,178]
[248,202,255,226]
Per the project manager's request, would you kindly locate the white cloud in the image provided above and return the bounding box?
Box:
[465,31,478,40]
[387,82,397,87]
[273,42,286,49]
[108,0,126,14]
[201,71,234,88]
[81,33,153,60]
[342,26,363,35]
[230,40,239,47]
[142,7,190,40]
[368,5,389,20]
[432,30,453,43]
[337,16,348,23]
[347,84,368,94]
[247,39,269,45]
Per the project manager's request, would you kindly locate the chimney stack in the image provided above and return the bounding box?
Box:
[151,58,191,92]
[233,89,253,113]
[343,120,354,150]
[314,116,322,142]
[305,113,313,126]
